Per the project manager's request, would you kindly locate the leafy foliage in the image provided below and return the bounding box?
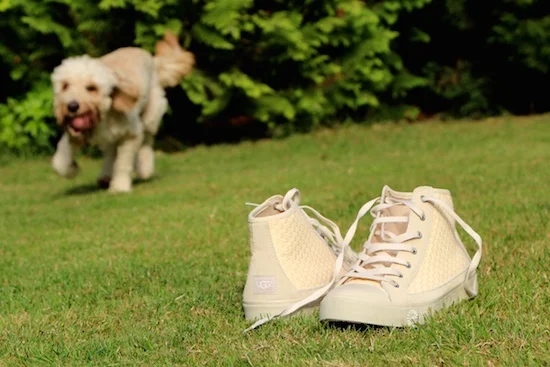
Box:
[1,0,549,153]
[394,0,550,117]
[0,0,430,153]
[0,82,55,153]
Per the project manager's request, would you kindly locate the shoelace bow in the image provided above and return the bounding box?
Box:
[243,189,357,333]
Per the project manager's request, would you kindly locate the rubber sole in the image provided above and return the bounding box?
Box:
[319,279,474,327]
[244,301,319,321]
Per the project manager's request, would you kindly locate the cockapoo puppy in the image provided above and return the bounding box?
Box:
[51,33,194,193]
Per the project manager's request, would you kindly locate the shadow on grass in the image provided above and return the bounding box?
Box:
[324,321,386,333]
[64,182,104,196]
[61,176,160,197]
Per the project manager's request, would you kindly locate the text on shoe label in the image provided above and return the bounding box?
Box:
[253,276,277,294]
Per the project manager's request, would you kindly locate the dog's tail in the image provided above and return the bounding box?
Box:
[154,32,195,88]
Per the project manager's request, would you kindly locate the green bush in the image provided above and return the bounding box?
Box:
[0,0,429,153]
[0,82,55,154]
[1,0,549,154]
[393,0,550,117]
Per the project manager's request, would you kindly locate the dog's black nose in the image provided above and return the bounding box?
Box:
[67,101,79,113]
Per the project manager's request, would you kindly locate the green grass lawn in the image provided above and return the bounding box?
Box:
[1,116,549,366]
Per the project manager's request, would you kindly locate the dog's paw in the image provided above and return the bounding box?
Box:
[97,176,111,189]
[109,176,132,194]
[52,156,80,179]
[65,161,80,179]
[136,146,155,180]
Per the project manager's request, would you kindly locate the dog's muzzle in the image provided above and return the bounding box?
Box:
[65,111,96,140]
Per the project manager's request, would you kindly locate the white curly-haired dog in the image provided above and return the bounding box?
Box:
[51,32,194,193]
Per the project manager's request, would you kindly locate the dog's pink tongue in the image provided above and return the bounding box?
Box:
[72,115,92,129]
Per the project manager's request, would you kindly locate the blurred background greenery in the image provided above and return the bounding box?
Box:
[1,0,549,154]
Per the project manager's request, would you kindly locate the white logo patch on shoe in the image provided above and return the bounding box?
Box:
[407,309,419,326]
[253,276,277,294]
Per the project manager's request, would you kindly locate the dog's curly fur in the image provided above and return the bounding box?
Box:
[51,33,194,193]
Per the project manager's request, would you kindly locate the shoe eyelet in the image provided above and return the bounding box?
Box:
[399,274,404,278]
[412,247,417,255]
[393,281,400,288]
[420,213,426,221]
[417,231,423,239]
[420,195,426,202]
[406,261,412,268]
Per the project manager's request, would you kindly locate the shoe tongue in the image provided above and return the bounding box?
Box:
[252,195,286,218]
[374,187,411,241]
[269,190,299,214]
[345,186,412,287]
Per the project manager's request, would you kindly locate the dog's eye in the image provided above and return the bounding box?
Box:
[86,84,98,93]
[62,82,69,91]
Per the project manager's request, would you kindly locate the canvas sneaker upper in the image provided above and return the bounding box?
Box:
[242,188,357,332]
[319,186,482,326]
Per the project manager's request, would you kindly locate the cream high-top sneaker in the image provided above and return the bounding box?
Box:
[243,188,356,332]
[319,186,482,327]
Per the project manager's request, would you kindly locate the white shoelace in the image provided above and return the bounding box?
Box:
[243,191,482,332]
[243,189,358,333]
[341,195,482,296]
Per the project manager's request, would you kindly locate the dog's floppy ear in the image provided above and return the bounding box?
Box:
[53,101,65,125]
[111,79,139,113]
[51,72,67,125]
[100,56,141,113]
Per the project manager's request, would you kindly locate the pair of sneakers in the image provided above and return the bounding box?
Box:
[242,186,482,332]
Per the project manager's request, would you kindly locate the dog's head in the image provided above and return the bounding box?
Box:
[51,55,138,142]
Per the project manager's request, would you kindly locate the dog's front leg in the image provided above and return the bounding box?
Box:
[97,144,116,189]
[109,135,142,193]
[52,132,80,178]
